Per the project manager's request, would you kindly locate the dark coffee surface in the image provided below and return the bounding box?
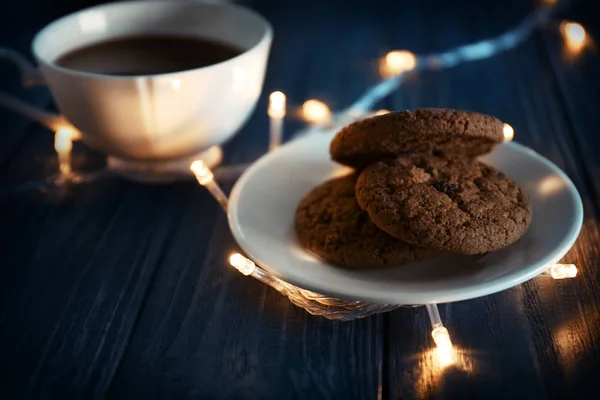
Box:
[54,35,243,75]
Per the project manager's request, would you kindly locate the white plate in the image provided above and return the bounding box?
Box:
[228,131,583,304]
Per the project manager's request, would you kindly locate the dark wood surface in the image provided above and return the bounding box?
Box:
[1,0,600,398]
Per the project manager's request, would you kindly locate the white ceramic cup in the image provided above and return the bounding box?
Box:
[6,0,272,161]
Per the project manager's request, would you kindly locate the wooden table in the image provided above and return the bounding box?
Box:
[2,0,600,398]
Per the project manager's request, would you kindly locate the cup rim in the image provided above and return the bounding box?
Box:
[32,0,273,80]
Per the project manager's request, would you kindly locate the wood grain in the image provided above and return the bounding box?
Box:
[107,197,383,399]
[109,1,393,397]
[1,0,600,399]
[0,160,187,397]
[384,1,600,398]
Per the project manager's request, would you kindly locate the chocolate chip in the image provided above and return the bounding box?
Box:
[433,181,460,195]
[497,172,506,179]
[432,150,445,157]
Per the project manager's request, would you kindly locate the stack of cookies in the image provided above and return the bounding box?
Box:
[294,108,532,269]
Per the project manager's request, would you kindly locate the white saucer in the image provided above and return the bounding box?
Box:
[228,131,583,304]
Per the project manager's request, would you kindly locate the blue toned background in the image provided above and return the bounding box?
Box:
[1,0,600,399]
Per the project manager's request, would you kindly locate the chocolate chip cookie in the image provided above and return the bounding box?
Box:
[330,108,504,169]
[355,154,532,255]
[294,174,437,268]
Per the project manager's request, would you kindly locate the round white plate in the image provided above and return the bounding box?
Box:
[228,131,583,304]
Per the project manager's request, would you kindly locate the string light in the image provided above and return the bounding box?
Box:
[190,160,229,211]
[503,123,514,142]
[432,326,453,351]
[174,1,581,356]
[54,128,73,176]
[51,122,81,141]
[343,3,560,116]
[380,50,417,77]
[0,93,84,141]
[268,91,286,119]
[302,99,331,125]
[425,304,455,367]
[268,91,286,151]
[432,326,455,368]
[561,21,587,52]
[545,263,578,279]
[229,253,256,276]
[1,0,585,335]
[190,160,213,184]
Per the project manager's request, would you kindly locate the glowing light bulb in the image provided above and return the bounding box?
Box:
[54,128,73,153]
[432,326,453,351]
[190,160,229,211]
[503,123,514,142]
[54,128,73,176]
[548,263,578,279]
[268,91,286,151]
[53,124,79,142]
[229,253,256,276]
[561,22,586,53]
[562,22,586,45]
[381,50,417,77]
[375,109,391,116]
[268,91,286,119]
[49,121,82,140]
[436,346,455,369]
[432,326,455,367]
[302,99,331,125]
[190,160,214,185]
